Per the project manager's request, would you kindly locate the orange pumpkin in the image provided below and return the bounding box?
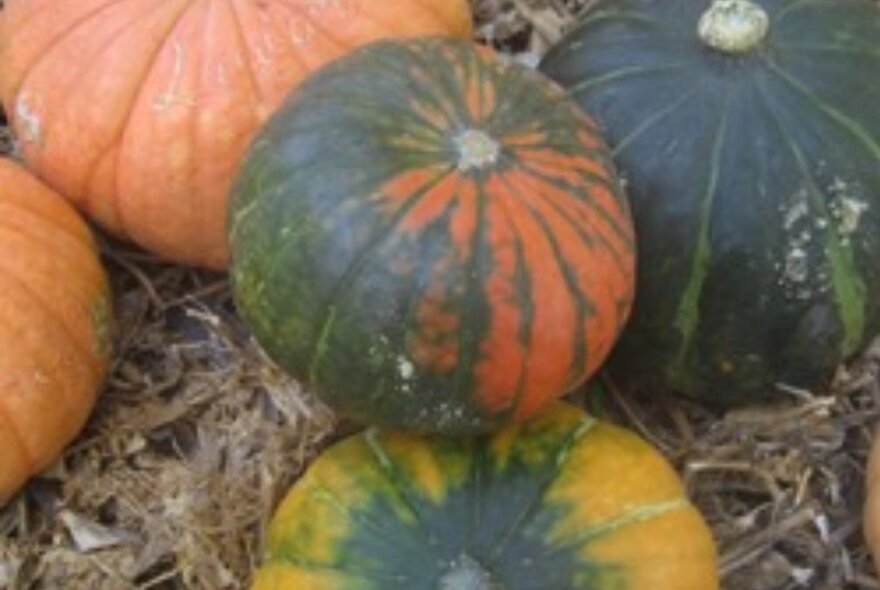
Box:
[0,0,472,269]
[865,427,880,572]
[0,159,113,505]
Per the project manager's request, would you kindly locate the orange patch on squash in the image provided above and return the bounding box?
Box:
[522,149,615,191]
[504,131,549,148]
[375,168,439,214]
[0,161,111,505]
[471,196,526,413]
[396,171,461,234]
[409,291,461,374]
[483,175,578,418]
[0,0,473,268]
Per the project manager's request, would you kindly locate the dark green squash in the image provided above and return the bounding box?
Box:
[540,0,880,403]
[229,39,635,433]
[251,402,719,590]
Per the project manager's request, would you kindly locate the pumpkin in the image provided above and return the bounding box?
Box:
[0,159,112,505]
[0,0,472,269]
[865,425,880,573]
[540,0,880,404]
[251,402,719,590]
[229,38,635,434]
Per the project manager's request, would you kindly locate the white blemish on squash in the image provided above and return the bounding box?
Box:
[775,177,868,304]
[253,32,275,67]
[284,0,363,47]
[838,197,869,236]
[783,199,809,230]
[826,178,869,247]
[290,19,316,45]
[15,94,42,144]
[306,0,360,18]
[153,41,195,111]
[783,246,809,285]
[397,355,414,380]
[776,190,825,300]
[429,402,469,431]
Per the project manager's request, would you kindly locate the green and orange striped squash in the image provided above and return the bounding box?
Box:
[229,38,636,434]
[251,402,719,590]
[540,0,880,403]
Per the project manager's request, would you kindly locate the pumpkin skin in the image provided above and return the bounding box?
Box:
[865,423,880,573]
[251,402,719,590]
[0,0,472,269]
[230,39,635,434]
[540,0,880,403]
[0,159,113,505]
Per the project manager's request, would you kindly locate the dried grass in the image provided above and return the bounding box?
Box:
[0,244,339,590]
[1,1,879,589]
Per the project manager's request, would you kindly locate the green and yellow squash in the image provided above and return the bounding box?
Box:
[230,39,635,433]
[540,0,880,403]
[252,402,719,590]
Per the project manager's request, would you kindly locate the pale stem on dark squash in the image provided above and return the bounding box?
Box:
[455,129,501,172]
[698,0,770,55]
[438,554,503,590]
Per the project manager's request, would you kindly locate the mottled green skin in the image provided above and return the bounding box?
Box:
[541,0,880,403]
[253,403,717,590]
[229,38,632,433]
[278,421,617,590]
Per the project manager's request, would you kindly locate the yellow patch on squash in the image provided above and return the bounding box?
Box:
[582,506,719,590]
[251,563,369,590]
[267,435,419,565]
[490,403,588,471]
[544,420,687,541]
[254,402,720,590]
[373,432,455,504]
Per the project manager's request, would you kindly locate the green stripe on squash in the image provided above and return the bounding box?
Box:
[541,0,880,403]
[251,403,719,590]
[229,38,635,433]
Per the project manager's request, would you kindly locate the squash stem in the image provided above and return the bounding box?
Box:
[698,0,769,55]
[438,554,502,590]
[455,129,500,172]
